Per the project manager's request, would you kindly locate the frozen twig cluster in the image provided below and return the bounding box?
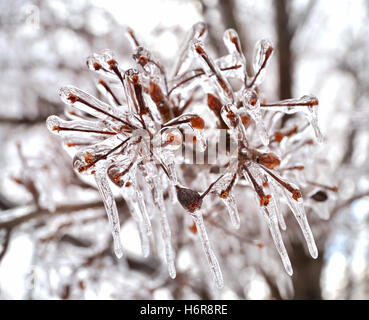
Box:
[47,22,324,288]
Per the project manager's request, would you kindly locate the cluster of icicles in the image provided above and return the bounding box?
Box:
[46,22,323,288]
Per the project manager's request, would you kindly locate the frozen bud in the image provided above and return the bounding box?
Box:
[107,162,132,187]
[73,150,98,175]
[221,104,239,129]
[86,49,116,71]
[125,68,140,84]
[260,194,272,206]
[133,46,151,67]
[161,128,183,150]
[46,115,62,133]
[252,39,273,86]
[175,185,202,213]
[190,116,205,130]
[223,28,242,55]
[292,189,302,201]
[257,153,281,169]
[243,89,260,109]
[193,22,207,40]
[59,86,78,105]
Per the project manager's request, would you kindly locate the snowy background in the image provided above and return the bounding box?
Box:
[0,0,368,299]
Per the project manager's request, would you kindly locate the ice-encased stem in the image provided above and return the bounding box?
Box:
[260,95,323,143]
[190,209,224,288]
[94,162,123,259]
[242,90,269,146]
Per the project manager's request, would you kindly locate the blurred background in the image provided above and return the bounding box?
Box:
[0,0,368,300]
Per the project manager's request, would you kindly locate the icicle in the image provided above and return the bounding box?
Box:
[168,181,178,204]
[262,206,293,275]
[138,159,176,277]
[260,95,323,143]
[153,180,177,279]
[127,166,153,236]
[250,39,274,87]
[216,171,240,229]
[282,188,318,259]
[120,186,151,257]
[190,209,224,288]
[192,40,234,104]
[242,89,269,146]
[110,158,152,257]
[135,183,153,236]
[260,164,318,259]
[94,162,123,259]
[269,179,287,231]
[221,193,240,229]
[242,164,293,275]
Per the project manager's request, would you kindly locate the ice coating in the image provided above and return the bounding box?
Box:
[58,86,130,127]
[171,22,207,78]
[243,89,269,146]
[122,68,141,114]
[46,22,325,289]
[260,95,323,143]
[86,50,115,73]
[164,114,207,152]
[193,40,234,104]
[155,127,183,151]
[190,209,224,288]
[46,115,117,137]
[216,172,240,229]
[223,28,247,83]
[94,162,123,259]
[221,104,248,147]
[72,135,129,175]
[251,39,274,87]
[133,46,168,94]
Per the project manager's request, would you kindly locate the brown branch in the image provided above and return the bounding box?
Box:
[0,199,126,230]
[331,192,369,218]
